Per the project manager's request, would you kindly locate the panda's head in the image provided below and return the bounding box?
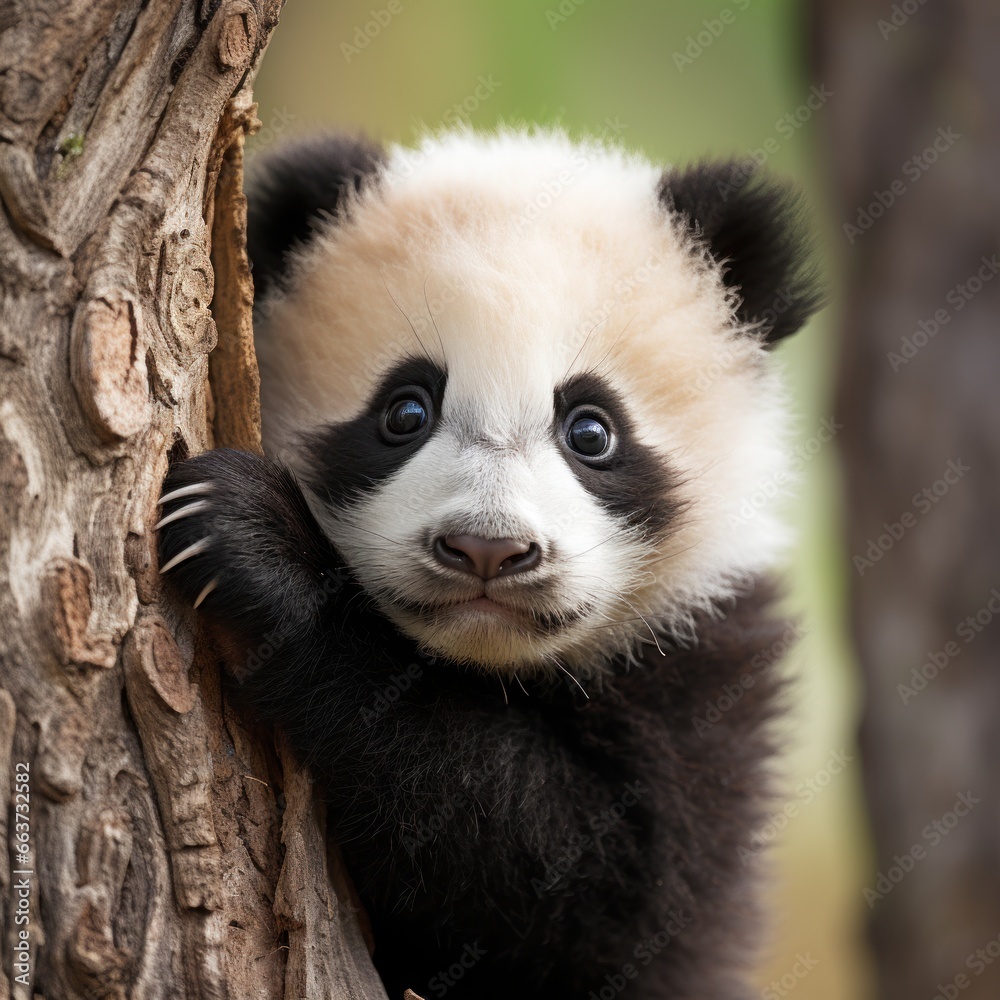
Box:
[248,129,821,677]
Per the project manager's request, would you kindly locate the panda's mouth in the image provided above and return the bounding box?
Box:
[391,591,588,635]
[455,595,512,615]
[395,590,522,620]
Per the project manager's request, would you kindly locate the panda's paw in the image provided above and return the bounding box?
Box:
[156,449,324,627]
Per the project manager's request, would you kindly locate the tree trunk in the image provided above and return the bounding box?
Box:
[0,4,387,998]
[815,1,1000,997]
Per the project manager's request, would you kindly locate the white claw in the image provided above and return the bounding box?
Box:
[158,482,213,506]
[193,579,218,609]
[155,499,211,531]
[159,537,212,574]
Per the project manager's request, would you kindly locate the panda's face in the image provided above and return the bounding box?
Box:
[253,131,813,676]
[300,348,678,672]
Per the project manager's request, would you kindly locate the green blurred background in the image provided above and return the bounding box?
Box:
[252,3,871,996]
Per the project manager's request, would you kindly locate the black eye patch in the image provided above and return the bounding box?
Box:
[305,357,447,508]
[553,373,681,536]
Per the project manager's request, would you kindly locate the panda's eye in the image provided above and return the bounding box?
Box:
[380,387,433,444]
[564,407,616,463]
[569,417,609,455]
[387,399,426,434]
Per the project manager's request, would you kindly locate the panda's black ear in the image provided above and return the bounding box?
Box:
[246,133,385,300]
[658,161,823,345]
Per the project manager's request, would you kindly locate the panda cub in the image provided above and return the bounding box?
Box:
[158,129,820,1000]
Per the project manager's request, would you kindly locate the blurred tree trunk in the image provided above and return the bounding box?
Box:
[0,3,386,998]
[814,1,1000,997]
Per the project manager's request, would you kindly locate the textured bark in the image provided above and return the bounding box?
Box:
[815,1,1000,997]
[0,3,387,998]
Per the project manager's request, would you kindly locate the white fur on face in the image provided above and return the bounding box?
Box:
[329,407,650,672]
[255,128,795,677]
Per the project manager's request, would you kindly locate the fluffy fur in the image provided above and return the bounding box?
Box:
[158,127,821,999]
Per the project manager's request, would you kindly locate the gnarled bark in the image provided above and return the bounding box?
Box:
[0,4,387,998]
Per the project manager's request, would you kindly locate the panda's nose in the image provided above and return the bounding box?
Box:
[433,534,542,579]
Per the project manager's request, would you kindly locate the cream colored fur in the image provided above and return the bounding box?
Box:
[255,127,794,677]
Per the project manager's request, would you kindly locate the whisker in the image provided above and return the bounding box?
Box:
[641,537,704,568]
[556,662,589,699]
[571,571,668,656]
[567,313,611,374]
[578,617,649,631]
[380,269,431,357]
[614,592,666,655]
[422,273,447,357]
[587,315,635,376]
[591,353,632,386]
[565,530,620,561]
[342,523,409,549]
[341,586,379,617]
